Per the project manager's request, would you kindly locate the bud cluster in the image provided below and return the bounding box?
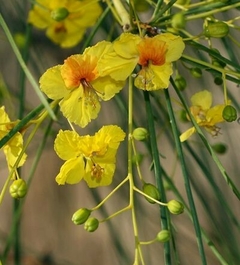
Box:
[72,208,99,232]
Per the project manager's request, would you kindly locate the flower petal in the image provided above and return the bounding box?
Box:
[95,125,126,149]
[84,161,116,188]
[92,76,125,101]
[4,132,26,168]
[180,127,196,142]
[59,85,101,127]
[85,40,112,60]
[54,130,82,160]
[135,63,172,90]
[191,90,212,110]
[40,65,69,100]
[97,33,140,81]
[206,104,225,125]
[0,106,10,127]
[56,157,85,185]
[156,33,185,63]
[28,5,52,29]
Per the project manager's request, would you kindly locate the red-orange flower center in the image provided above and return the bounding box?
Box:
[54,23,67,33]
[61,54,98,89]
[137,37,167,66]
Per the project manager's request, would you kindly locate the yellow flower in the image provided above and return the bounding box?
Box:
[98,32,185,90]
[28,0,102,48]
[40,41,125,127]
[180,90,225,142]
[0,106,26,171]
[54,125,125,188]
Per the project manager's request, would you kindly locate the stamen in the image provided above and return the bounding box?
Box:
[91,163,104,183]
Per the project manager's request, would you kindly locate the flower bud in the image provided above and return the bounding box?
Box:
[72,208,91,225]
[51,7,69,21]
[9,179,27,199]
[167,200,184,215]
[190,67,202,78]
[14,33,26,49]
[172,13,186,29]
[142,183,161,204]
[204,22,229,38]
[132,153,143,165]
[133,127,148,141]
[214,76,223,86]
[211,143,227,154]
[84,217,99,232]
[222,105,237,122]
[156,230,171,243]
[174,75,187,91]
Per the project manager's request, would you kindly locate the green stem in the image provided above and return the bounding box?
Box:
[0,14,56,120]
[164,88,207,265]
[151,0,164,21]
[163,170,229,265]
[143,91,171,265]
[0,102,47,149]
[128,78,143,265]
[81,6,110,52]
[151,0,177,24]
[1,114,56,263]
[181,54,240,79]
[13,18,32,265]
[186,2,240,21]
[91,176,129,211]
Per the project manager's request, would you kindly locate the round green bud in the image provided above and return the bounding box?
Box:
[9,179,27,199]
[214,76,223,86]
[84,217,99,232]
[14,33,26,49]
[72,208,91,225]
[133,127,148,141]
[156,230,171,243]
[204,21,229,38]
[132,153,144,165]
[175,75,187,91]
[222,105,237,122]
[211,143,227,154]
[142,183,161,204]
[190,67,202,78]
[172,13,186,29]
[167,200,184,215]
[51,7,69,21]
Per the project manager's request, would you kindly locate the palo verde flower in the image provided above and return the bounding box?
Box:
[40,41,125,127]
[0,106,26,172]
[28,0,102,48]
[98,32,185,90]
[180,90,225,142]
[54,125,125,188]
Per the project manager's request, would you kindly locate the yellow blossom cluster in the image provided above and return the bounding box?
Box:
[0,107,26,175]
[28,0,102,48]
[38,30,185,187]
[180,90,226,142]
